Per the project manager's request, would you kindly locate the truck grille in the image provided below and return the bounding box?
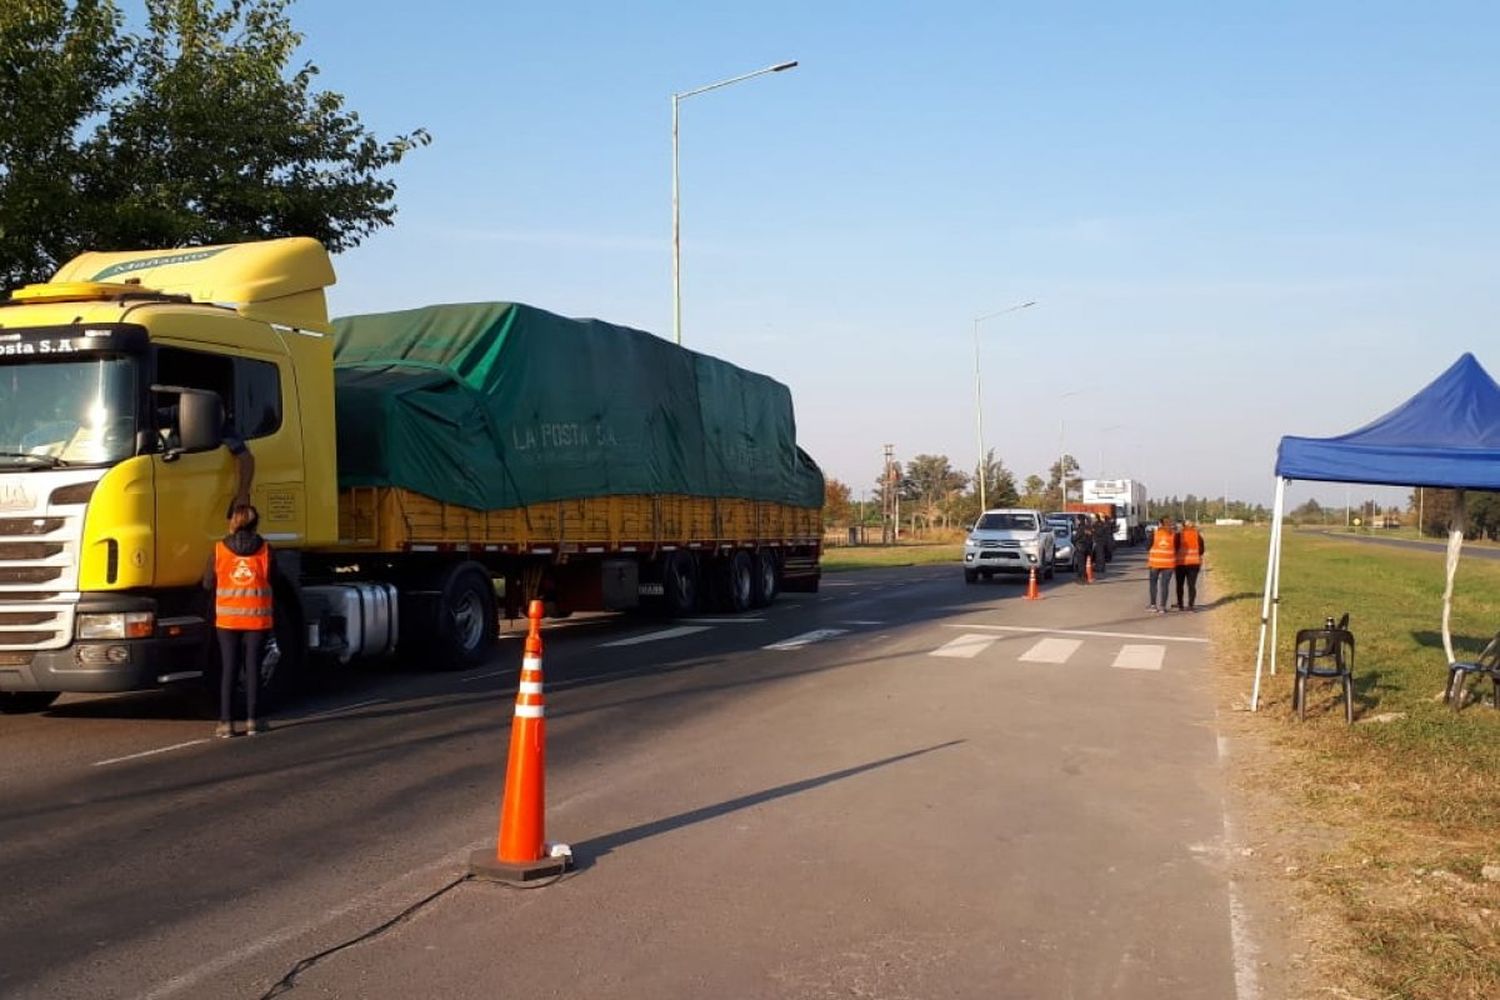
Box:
[0,542,64,561]
[0,503,80,651]
[0,566,63,585]
[0,518,65,536]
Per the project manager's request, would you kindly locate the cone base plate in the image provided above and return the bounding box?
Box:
[468,848,571,883]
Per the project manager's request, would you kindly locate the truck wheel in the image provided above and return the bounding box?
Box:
[751,549,780,608]
[721,550,754,613]
[1044,557,1055,581]
[963,569,978,584]
[0,691,60,714]
[663,552,700,616]
[434,564,497,670]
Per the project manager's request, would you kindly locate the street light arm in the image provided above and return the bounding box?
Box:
[974,300,1036,325]
[674,61,799,101]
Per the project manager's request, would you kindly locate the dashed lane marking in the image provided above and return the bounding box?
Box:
[93,740,208,767]
[675,617,765,624]
[940,623,1209,644]
[763,628,848,650]
[1112,644,1166,670]
[930,633,999,659]
[600,625,713,648]
[1019,638,1084,664]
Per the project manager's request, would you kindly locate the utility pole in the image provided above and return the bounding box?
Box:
[882,444,896,545]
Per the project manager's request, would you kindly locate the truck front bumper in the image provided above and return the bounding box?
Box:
[0,595,211,694]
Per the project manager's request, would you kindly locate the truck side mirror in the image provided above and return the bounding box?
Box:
[179,390,224,454]
[152,385,224,460]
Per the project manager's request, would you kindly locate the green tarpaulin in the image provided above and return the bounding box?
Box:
[330,303,823,511]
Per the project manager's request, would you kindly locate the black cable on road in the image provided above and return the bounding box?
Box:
[257,874,470,999]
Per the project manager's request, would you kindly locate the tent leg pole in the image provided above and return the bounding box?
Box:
[1252,476,1286,711]
[1442,489,1466,666]
[1270,490,1285,678]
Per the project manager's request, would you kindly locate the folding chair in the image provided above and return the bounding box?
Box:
[1292,625,1355,723]
[1446,632,1500,712]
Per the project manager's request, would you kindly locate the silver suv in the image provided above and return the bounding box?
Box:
[963,508,1056,584]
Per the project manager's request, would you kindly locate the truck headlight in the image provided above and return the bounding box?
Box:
[77,611,154,640]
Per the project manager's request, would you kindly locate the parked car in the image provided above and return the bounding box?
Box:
[1050,521,1081,573]
[964,509,1056,583]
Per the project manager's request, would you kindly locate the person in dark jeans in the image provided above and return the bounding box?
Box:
[1091,516,1109,578]
[1175,519,1206,610]
[203,505,273,737]
[1146,516,1179,613]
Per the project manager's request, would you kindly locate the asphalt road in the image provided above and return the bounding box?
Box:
[1307,528,1500,560]
[0,551,1247,1000]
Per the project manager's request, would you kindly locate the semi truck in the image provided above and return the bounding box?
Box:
[1080,479,1147,545]
[0,239,823,714]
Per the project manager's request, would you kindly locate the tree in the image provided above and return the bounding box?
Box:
[1046,453,1081,509]
[971,448,1018,511]
[905,454,968,532]
[0,0,430,289]
[823,477,852,530]
[1020,474,1046,509]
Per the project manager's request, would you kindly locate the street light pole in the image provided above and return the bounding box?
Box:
[972,300,1036,510]
[672,60,798,346]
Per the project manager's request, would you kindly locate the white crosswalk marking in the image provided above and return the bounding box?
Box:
[930,633,999,659]
[1019,638,1084,664]
[763,628,848,651]
[600,625,712,648]
[1112,644,1166,671]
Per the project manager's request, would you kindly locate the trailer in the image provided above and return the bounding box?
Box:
[0,239,823,713]
[1080,479,1148,545]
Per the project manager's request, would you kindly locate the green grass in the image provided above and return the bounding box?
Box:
[821,542,962,573]
[1208,526,1500,999]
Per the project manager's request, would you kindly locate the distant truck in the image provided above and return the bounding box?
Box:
[1080,479,1147,545]
[0,239,823,714]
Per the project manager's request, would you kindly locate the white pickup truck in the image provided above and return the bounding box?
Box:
[963,508,1056,583]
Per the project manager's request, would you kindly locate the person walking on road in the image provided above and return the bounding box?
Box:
[1146,515,1179,614]
[1175,519,1205,611]
[204,505,274,738]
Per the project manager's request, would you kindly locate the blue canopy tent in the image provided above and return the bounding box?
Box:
[1252,353,1500,709]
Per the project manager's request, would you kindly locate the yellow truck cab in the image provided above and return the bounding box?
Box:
[0,238,823,715]
[0,240,339,711]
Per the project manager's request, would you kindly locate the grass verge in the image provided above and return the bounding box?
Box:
[821,542,962,573]
[1207,526,1500,999]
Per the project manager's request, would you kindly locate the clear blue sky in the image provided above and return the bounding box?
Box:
[291,1,1499,508]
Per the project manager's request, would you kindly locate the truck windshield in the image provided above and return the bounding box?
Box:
[0,357,137,468]
[975,513,1036,531]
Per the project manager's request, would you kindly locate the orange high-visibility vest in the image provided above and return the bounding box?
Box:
[1148,527,1178,569]
[214,541,273,631]
[1180,527,1203,567]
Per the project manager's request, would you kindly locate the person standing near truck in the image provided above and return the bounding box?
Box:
[204,505,274,737]
[1146,515,1179,614]
[1091,515,1109,578]
[1175,519,1205,611]
[1073,518,1093,584]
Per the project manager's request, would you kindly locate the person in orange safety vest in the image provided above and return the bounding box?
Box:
[1175,520,1206,611]
[202,505,273,737]
[1146,515,1179,614]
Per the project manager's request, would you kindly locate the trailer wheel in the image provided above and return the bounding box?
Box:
[434,564,497,670]
[719,550,754,613]
[0,691,60,714]
[663,551,700,617]
[751,549,779,608]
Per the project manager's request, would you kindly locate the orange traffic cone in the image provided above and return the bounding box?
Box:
[1085,555,1095,584]
[1024,565,1042,600]
[470,599,572,882]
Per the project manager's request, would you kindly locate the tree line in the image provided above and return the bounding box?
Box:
[1,0,428,290]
